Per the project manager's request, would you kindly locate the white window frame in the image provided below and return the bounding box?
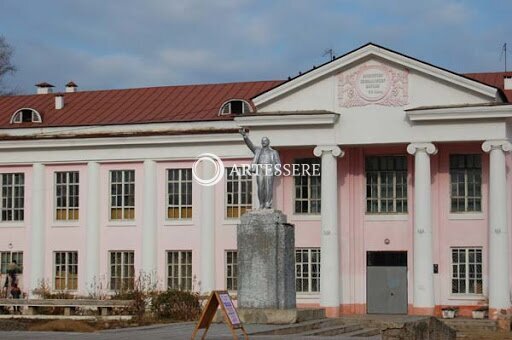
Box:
[225,167,252,219]
[219,99,252,115]
[55,171,80,221]
[225,250,238,291]
[450,154,482,213]
[295,248,321,294]
[109,170,135,221]
[451,247,483,296]
[53,251,78,291]
[166,168,193,220]
[167,250,193,291]
[365,156,408,214]
[0,251,23,274]
[294,159,321,215]
[10,108,42,124]
[109,251,135,291]
[0,173,25,222]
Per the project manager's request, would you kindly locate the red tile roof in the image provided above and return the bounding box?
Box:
[464,71,512,102]
[1,70,508,130]
[0,81,283,129]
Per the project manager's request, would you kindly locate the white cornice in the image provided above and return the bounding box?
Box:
[235,112,339,127]
[406,105,512,121]
[253,44,497,107]
[0,133,242,150]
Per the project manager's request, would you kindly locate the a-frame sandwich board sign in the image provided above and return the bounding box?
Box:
[191,290,248,339]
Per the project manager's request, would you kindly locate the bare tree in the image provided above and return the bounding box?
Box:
[0,36,16,95]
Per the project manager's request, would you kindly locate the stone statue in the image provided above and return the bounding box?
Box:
[240,129,281,209]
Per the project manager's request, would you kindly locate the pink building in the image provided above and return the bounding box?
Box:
[1,43,512,319]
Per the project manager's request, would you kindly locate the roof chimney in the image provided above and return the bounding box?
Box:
[55,94,64,110]
[65,81,78,93]
[505,76,512,90]
[35,82,55,94]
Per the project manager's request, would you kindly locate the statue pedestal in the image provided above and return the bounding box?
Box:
[237,209,296,309]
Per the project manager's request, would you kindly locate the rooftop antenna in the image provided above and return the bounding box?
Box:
[500,43,507,72]
[323,48,334,61]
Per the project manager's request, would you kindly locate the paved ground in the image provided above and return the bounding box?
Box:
[0,322,380,339]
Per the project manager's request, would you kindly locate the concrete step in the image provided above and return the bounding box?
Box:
[440,318,497,332]
[297,323,362,336]
[456,330,512,340]
[342,328,382,337]
[250,318,345,335]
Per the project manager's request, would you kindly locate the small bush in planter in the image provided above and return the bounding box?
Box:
[472,306,488,319]
[151,289,201,321]
[441,307,458,319]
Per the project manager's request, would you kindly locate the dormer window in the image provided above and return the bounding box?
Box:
[11,108,42,124]
[219,100,252,115]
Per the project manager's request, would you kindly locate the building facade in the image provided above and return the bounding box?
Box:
[1,44,512,318]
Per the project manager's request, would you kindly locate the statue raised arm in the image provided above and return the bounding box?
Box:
[240,129,256,153]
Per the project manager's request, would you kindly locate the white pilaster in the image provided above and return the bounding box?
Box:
[200,160,215,293]
[30,163,45,295]
[313,145,344,315]
[86,161,100,290]
[482,140,512,314]
[407,143,437,312]
[142,160,157,275]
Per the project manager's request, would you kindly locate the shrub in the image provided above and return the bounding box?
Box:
[151,289,201,321]
[32,280,74,300]
[112,272,158,320]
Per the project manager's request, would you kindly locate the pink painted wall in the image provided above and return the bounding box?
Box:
[44,164,87,292]
[0,141,508,312]
[0,165,31,293]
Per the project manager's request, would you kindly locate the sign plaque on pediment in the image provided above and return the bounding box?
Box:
[338,62,408,107]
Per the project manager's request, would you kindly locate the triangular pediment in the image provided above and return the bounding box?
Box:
[253,43,499,110]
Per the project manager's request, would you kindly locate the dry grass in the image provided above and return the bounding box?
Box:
[28,320,96,333]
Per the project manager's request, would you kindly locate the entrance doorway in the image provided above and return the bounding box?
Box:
[366,251,408,314]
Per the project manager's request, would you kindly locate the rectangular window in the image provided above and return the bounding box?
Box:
[1,173,24,221]
[109,251,135,290]
[167,250,192,290]
[226,167,252,218]
[167,169,192,219]
[55,171,79,221]
[452,248,482,295]
[450,154,482,213]
[295,248,321,293]
[225,250,238,291]
[0,251,23,274]
[54,251,78,290]
[110,170,135,220]
[294,159,321,214]
[366,156,407,213]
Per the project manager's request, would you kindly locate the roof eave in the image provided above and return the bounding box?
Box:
[407,104,512,121]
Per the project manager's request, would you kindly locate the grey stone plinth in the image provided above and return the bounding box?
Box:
[237,209,296,310]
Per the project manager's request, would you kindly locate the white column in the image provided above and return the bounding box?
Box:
[30,163,46,295]
[142,160,157,275]
[86,161,100,290]
[482,140,512,315]
[200,160,215,293]
[313,145,344,316]
[407,143,437,313]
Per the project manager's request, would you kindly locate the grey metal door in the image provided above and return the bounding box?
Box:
[367,251,408,314]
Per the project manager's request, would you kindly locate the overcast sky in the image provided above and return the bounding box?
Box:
[1,0,511,94]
